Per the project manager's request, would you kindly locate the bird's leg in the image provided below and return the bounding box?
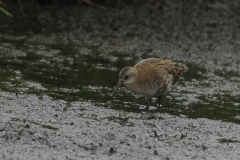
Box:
[157,95,162,108]
[145,97,149,110]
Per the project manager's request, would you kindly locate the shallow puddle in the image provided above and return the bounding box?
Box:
[0,39,240,124]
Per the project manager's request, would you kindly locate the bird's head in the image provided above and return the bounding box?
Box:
[111,67,138,95]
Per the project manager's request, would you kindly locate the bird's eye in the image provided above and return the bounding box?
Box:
[124,75,129,80]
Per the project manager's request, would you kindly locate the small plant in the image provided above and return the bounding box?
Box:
[0,0,13,17]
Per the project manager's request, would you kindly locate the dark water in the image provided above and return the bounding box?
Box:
[0,40,240,124]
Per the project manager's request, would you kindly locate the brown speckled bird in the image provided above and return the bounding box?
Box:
[112,58,185,109]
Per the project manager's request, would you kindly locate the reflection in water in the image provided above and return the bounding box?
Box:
[0,42,240,124]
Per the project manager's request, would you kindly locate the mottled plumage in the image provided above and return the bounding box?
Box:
[112,58,185,109]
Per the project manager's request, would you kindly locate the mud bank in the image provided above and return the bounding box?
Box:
[0,92,240,160]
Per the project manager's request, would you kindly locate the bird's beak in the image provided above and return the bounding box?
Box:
[111,80,124,96]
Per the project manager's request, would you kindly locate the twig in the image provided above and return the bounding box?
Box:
[18,0,24,17]
[81,0,107,10]
[0,0,6,7]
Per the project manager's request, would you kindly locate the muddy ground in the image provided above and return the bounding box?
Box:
[0,91,240,160]
[1,0,240,159]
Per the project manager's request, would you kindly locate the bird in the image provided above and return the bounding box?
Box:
[111,58,185,109]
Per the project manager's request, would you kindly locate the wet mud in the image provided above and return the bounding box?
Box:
[1,92,240,159]
[1,0,240,159]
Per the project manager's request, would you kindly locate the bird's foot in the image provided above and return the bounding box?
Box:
[157,103,162,109]
[145,104,149,110]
